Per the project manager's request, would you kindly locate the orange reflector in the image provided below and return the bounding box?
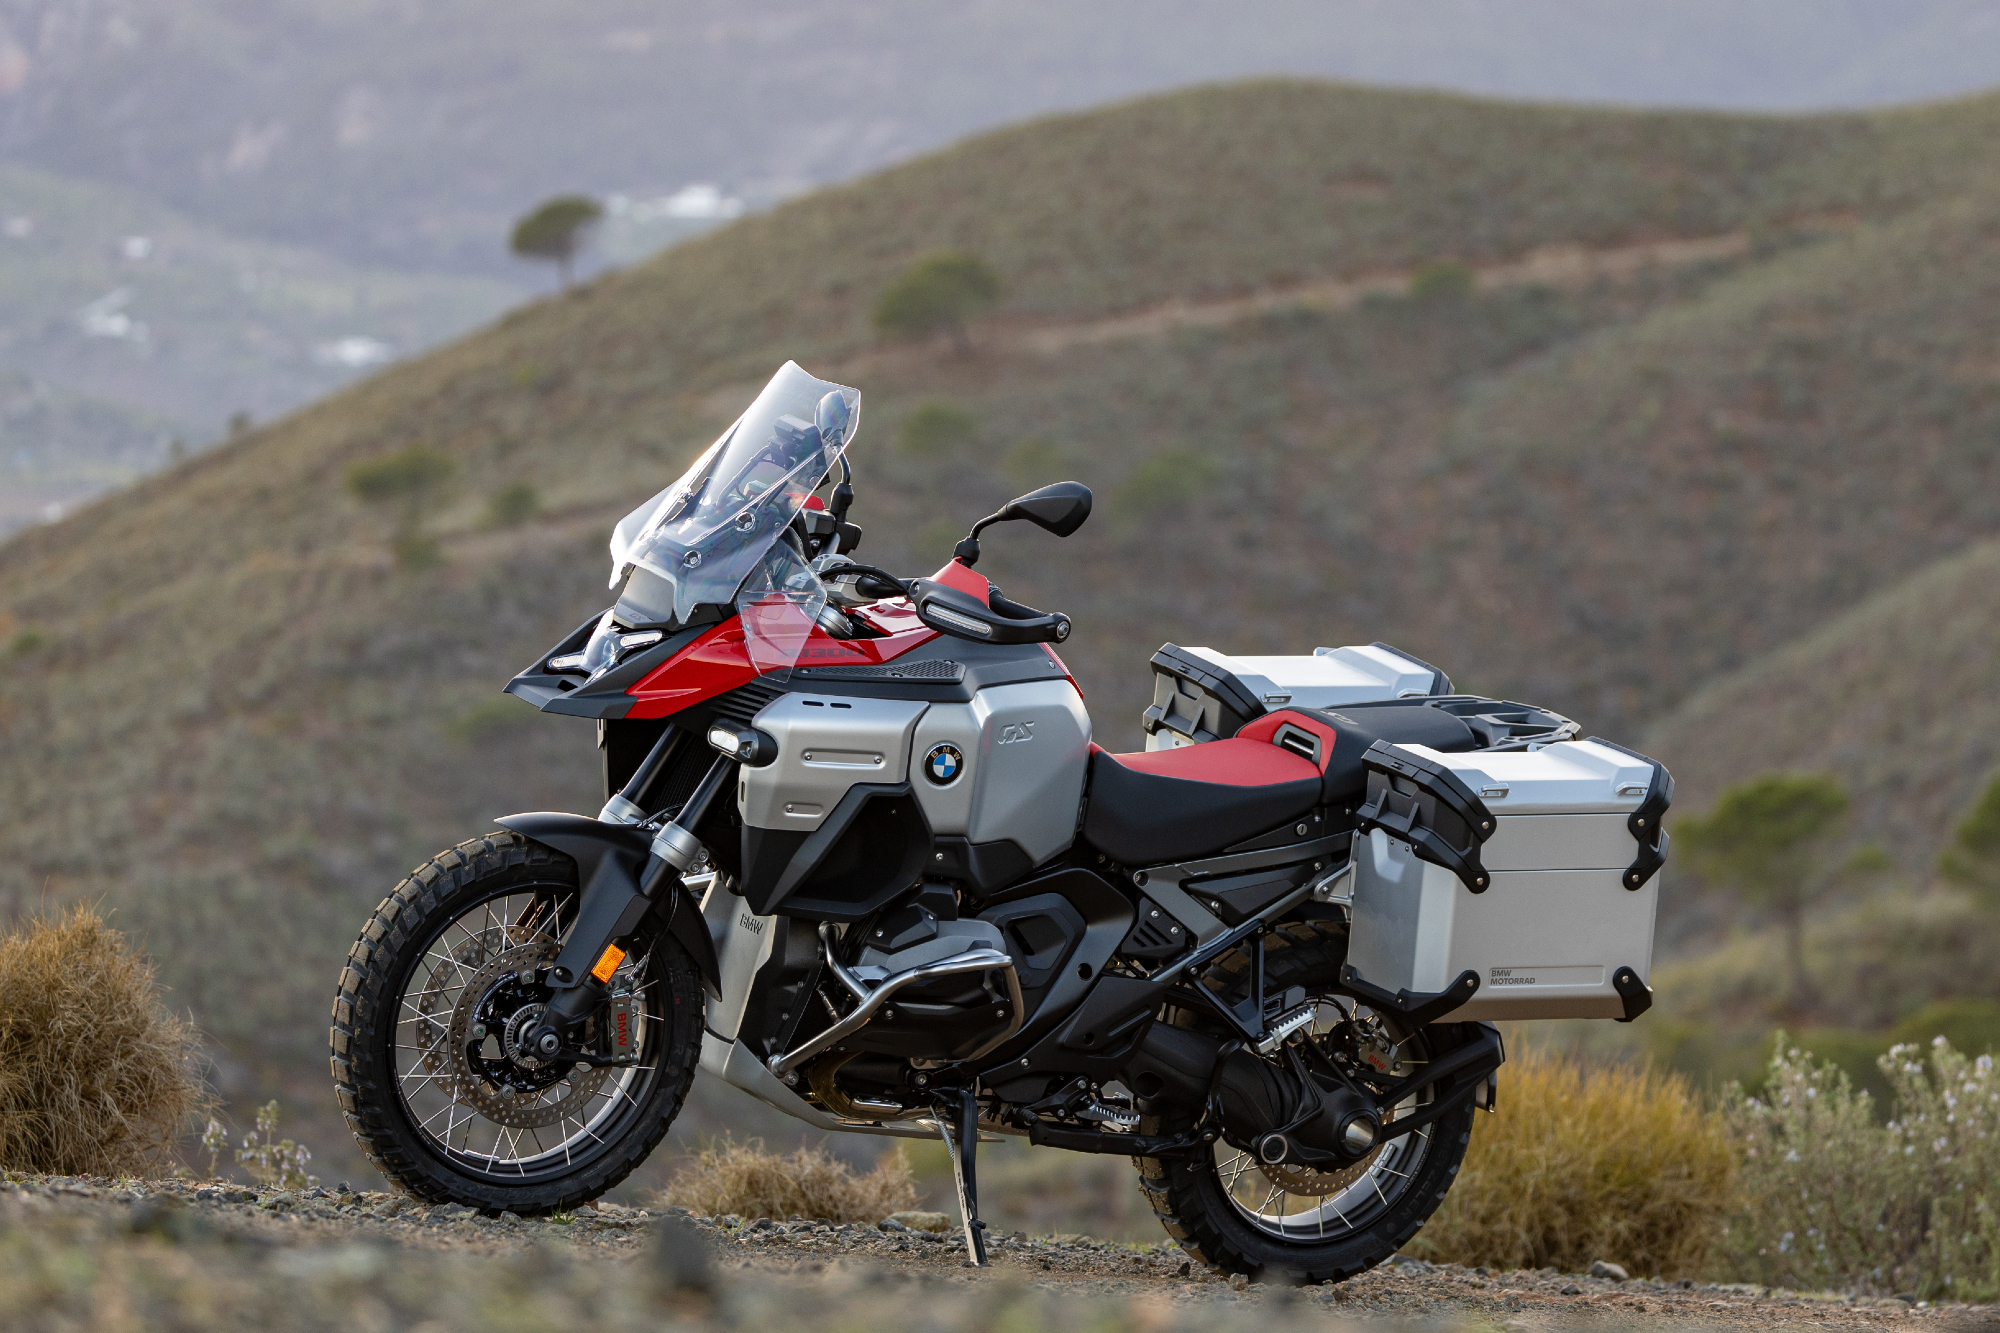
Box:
[590,944,627,983]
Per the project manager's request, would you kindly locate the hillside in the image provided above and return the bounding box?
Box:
[7,78,2000,1175]
[1648,537,2000,874]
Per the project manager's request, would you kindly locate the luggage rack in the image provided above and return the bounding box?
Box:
[1421,696,1578,751]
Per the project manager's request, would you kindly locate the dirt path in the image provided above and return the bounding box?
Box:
[1011,231,1754,356]
[0,1174,1972,1332]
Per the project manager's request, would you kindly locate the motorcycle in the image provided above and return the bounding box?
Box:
[330,361,1671,1282]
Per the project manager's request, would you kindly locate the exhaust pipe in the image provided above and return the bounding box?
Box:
[766,925,1024,1077]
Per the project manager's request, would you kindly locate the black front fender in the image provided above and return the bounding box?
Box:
[494,812,720,998]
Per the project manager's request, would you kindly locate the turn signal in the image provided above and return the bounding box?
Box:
[591,943,626,983]
[707,724,778,766]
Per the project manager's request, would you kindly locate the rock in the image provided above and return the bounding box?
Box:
[1229,1273,1249,1291]
[647,1216,715,1300]
[884,1211,950,1233]
[1589,1261,1629,1281]
[1561,1284,1583,1296]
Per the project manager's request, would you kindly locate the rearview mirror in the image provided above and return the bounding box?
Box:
[953,481,1093,567]
[998,481,1092,537]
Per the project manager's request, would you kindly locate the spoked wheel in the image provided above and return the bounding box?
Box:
[1133,919,1478,1283]
[331,832,703,1213]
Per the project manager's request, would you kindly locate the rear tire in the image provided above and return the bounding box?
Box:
[329,831,702,1214]
[1132,918,1478,1283]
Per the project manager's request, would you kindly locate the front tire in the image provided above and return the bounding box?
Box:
[329,831,702,1213]
[1132,918,1478,1283]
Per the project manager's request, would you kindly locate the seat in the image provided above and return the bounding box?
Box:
[1082,739,1322,866]
[1243,700,1482,809]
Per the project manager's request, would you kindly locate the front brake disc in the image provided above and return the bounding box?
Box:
[413,926,508,1082]
[442,941,612,1130]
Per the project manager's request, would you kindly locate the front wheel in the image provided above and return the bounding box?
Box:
[329,831,703,1213]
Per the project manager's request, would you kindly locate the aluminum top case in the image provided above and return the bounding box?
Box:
[1342,737,1671,1023]
[1143,641,1453,750]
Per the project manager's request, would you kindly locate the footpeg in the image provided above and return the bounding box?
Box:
[1255,1002,1318,1054]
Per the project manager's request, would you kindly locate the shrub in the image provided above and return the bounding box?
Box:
[0,906,210,1175]
[661,1137,917,1223]
[232,1101,317,1189]
[1723,1034,2000,1299]
[1411,1047,1734,1277]
[1119,445,1222,514]
[896,402,979,456]
[345,446,456,507]
[347,445,456,570]
[872,251,1002,350]
[1409,260,1475,301]
[483,479,542,529]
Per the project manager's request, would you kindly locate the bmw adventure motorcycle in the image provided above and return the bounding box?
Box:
[332,362,1671,1282]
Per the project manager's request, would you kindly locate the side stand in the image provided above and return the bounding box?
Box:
[933,1088,988,1266]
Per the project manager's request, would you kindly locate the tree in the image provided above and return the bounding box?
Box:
[872,250,1002,352]
[509,195,604,290]
[1939,771,2000,906]
[1677,773,1850,1012]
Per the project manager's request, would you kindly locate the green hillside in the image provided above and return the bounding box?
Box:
[7,78,2000,1174]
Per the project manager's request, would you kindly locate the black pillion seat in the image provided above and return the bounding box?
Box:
[1081,700,1487,867]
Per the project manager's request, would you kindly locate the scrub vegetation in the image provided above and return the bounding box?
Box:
[0,907,209,1176]
[6,75,2000,1185]
[661,1137,917,1224]
[1721,1035,2000,1299]
[1412,1048,1735,1279]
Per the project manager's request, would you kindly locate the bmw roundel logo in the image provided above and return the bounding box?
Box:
[924,742,964,786]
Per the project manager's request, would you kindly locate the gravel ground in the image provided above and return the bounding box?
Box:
[0,1174,1982,1331]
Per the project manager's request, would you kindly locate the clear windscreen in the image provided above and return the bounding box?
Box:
[607,361,859,626]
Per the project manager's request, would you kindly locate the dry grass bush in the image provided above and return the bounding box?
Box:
[0,905,209,1175]
[662,1136,917,1223]
[1411,1046,1734,1277]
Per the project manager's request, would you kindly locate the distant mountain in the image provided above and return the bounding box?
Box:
[0,163,518,533]
[7,78,2000,1171]
[2,1,1998,275]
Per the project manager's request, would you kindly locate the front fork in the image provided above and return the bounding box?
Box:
[518,735,737,1059]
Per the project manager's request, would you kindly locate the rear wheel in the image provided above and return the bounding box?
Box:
[330,832,703,1213]
[1133,919,1477,1283]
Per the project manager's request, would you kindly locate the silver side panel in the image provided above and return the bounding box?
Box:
[910,679,1091,866]
[740,693,929,831]
[702,884,778,1045]
[697,1034,949,1140]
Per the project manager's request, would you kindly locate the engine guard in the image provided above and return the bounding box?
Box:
[494,812,721,998]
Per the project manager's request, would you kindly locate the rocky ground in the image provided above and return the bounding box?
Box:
[0,1174,1986,1332]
